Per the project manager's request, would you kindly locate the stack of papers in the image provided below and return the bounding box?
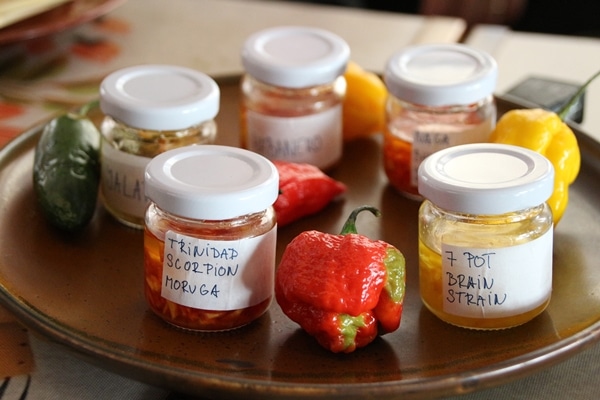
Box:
[0,0,71,30]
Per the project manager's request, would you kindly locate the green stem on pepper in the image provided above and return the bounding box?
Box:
[340,205,381,235]
[557,69,600,121]
[77,99,100,118]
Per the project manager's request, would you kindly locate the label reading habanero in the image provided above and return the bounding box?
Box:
[100,141,150,218]
[441,229,553,318]
[410,119,494,186]
[246,105,342,170]
[161,228,277,311]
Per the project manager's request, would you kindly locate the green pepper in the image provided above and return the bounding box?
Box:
[33,101,101,232]
[275,206,406,353]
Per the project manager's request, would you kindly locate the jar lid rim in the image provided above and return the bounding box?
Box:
[242,26,349,88]
[145,145,279,220]
[384,44,497,106]
[418,143,555,214]
[100,64,220,130]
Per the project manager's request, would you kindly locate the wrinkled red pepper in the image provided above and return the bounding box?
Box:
[273,160,347,227]
[275,206,406,353]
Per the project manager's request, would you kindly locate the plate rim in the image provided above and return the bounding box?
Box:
[0,0,127,45]
[1,91,600,399]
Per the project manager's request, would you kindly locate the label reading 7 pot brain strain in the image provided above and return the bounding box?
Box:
[441,229,553,319]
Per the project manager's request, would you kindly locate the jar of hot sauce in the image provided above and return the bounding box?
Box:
[418,143,555,330]
[99,64,219,229]
[383,44,497,199]
[240,26,349,171]
[143,145,279,331]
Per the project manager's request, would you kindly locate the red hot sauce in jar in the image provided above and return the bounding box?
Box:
[240,26,349,171]
[383,44,497,199]
[143,145,279,331]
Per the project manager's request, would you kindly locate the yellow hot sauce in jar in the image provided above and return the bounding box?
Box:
[418,143,555,330]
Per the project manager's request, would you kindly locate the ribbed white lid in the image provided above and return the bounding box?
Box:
[100,64,219,130]
[145,145,279,220]
[418,143,554,214]
[384,44,497,106]
[241,26,349,88]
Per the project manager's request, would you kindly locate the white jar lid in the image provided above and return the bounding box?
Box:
[100,64,220,131]
[241,26,350,88]
[418,143,554,214]
[145,145,279,220]
[384,44,497,106]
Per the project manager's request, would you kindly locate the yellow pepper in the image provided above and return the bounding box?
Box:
[490,71,600,226]
[490,70,600,225]
[490,108,580,225]
[342,61,387,141]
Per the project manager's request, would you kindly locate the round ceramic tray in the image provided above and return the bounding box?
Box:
[1,78,600,399]
[0,0,126,45]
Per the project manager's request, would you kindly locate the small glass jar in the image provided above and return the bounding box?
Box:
[99,64,220,229]
[143,145,279,331]
[240,26,349,171]
[383,44,497,199]
[418,143,555,330]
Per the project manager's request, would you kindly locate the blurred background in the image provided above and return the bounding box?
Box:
[281,0,600,37]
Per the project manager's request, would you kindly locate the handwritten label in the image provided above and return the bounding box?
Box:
[410,120,494,186]
[246,105,342,170]
[441,229,553,318]
[100,141,150,218]
[161,228,277,311]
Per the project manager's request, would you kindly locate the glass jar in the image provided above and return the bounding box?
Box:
[143,145,279,331]
[383,44,497,199]
[99,64,220,229]
[418,143,555,330]
[240,26,349,171]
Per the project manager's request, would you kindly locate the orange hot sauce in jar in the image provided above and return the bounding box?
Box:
[418,144,555,330]
[143,145,279,331]
[240,26,349,171]
[383,44,497,199]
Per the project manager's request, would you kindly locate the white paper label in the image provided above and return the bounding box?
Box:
[100,141,150,218]
[411,120,493,186]
[441,229,553,318]
[246,105,342,170]
[161,227,277,311]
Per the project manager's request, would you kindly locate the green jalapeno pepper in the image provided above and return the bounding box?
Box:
[33,101,101,232]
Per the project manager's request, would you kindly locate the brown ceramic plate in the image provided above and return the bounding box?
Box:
[0,0,126,45]
[1,77,600,399]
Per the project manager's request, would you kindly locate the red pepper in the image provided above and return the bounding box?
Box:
[275,206,406,353]
[273,161,346,227]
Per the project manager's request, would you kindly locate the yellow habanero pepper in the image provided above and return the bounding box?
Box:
[342,61,387,141]
[491,70,599,225]
[490,108,580,225]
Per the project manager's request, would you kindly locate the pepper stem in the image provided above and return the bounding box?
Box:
[340,205,381,235]
[557,69,600,121]
[78,99,100,117]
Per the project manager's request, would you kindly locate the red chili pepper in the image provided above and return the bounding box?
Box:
[275,206,406,353]
[273,160,347,227]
